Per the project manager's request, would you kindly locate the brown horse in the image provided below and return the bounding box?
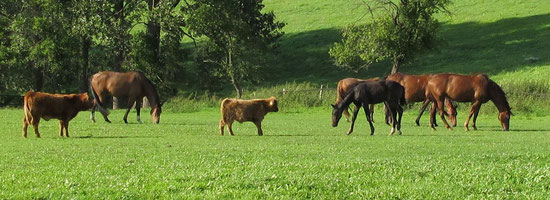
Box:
[386,72,457,126]
[336,77,380,122]
[90,71,162,124]
[425,74,511,131]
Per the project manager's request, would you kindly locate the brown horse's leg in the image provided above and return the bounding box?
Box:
[464,101,481,131]
[97,95,111,123]
[343,106,352,122]
[346,104,360,135]
[135,98,143,124]
[435,96,452,130]
[254,121,263,136]
[22,117,29,138]
[363,104,375,135]
[472,104,482,130]
[123,98,136,124]
[416,99,431,126]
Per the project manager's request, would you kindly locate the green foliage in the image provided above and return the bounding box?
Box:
[184,0,285,97]
[329,0,450,73]
[1,108,549,198]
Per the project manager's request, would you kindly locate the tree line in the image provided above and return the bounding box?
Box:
[1,0,449,100]
[0,0,284,99]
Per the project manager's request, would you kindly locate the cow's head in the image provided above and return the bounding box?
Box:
[151,103,162,124]
[268,97,279,112]
[79,93,95,110]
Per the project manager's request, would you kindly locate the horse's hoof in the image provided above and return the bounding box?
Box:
[346,132,353,135]
[105,120,111,123]
[398,130,402,135]
[137,120,143,124]
[473,127,477,131]
[415,121,420,126]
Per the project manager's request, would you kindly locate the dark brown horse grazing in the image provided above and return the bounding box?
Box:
[425,74,511,131]
[90,71,162,124]
[386,72,457,126]
[332,80,405,136]
[335,77,380,122]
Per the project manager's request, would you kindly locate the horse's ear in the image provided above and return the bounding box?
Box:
[331,104,336,109]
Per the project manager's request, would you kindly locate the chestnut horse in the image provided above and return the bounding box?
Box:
[90,71,162,124]
[386,73,457,126]
[332,80,405,136]
[336,77,380,122]
[425,74,511,131]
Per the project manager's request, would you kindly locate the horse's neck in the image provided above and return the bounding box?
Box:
[338,91,355,109]
[490,88,510,113]
[143,84,160,107]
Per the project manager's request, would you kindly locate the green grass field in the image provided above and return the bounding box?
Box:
[1,108,549,198]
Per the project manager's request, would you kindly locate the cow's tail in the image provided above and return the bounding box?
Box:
[89,78,109,116]
[220,98,231,123]
[23,92,32,124]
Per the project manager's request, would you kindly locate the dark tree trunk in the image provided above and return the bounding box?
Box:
[33,67,43,92]
[146,0,161,65]
[79,37,91,93]
[391,55,401,74]
[113,0,125,72]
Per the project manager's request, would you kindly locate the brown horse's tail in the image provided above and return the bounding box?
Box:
[89,78,109,116]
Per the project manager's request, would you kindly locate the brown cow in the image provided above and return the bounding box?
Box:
[336,77,380,122]
[22,91,94,138]
[219,97,279,136]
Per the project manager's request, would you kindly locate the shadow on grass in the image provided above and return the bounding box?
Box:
[73,135,162,139]
[263,14,550,86]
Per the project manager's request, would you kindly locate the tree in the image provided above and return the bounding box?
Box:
[184,0,285,98]
[329,0,450,73]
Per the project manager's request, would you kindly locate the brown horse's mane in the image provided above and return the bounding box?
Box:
[488,79,511,112]
[138,71,161,107]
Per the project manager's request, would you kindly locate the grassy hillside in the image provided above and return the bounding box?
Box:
[259,0,550,85]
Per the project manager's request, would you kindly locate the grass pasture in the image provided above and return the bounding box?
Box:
[1,108,549,198]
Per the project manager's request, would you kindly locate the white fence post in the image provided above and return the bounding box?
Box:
[319,85,324,99]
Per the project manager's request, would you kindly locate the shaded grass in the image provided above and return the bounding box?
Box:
[1,108,549,198]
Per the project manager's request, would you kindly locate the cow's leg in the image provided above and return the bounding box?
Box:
[363,104,375,135]
[31,118,41,138]
[135,98,143,124]
[346,103,360,135]
[22,117,29,138]
[64,121,70,137]
[227,122,235,136]
[219,120,225,135]
[254,121,263,136]
[123,97,136,124]
[90,105,96,123]
[59,120,64,137]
